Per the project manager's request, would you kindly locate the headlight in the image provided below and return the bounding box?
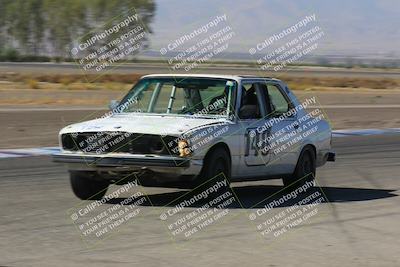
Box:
[61,134,77,150]
[178,139,191,157]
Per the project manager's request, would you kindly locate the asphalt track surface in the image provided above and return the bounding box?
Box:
[1,134,399,266]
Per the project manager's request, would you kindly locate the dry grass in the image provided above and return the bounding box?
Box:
[0,73,400,91]
[0,73,142,84]
[276,76,400,90]
[26,79,40,89]
[0,73,141,91]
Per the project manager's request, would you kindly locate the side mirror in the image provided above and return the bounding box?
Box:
[109,100,120,111]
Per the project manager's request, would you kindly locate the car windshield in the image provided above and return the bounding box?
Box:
[117,77,236,117]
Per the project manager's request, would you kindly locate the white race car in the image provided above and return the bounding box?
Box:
[53,74,335,200]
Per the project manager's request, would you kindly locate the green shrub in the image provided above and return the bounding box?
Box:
[0,47,19,61]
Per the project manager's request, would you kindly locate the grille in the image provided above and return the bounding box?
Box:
[61,132,179,156]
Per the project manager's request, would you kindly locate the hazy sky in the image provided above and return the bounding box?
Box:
[148,0,400,56]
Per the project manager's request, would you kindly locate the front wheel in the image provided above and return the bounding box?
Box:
[282,147,316,188]
[70,171,109,200]
[194,147,231,188]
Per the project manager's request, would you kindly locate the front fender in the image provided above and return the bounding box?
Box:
[183,122,234,160]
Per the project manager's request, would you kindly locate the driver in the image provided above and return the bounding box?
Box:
[207,86,230,112]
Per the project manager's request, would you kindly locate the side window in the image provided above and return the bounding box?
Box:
[267,84,290,115]
[239,83,262,119]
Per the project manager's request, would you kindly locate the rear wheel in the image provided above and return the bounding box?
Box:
[70,171,109,200]
[282,147,316,188]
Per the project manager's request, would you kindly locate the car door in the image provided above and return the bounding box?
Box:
[237,81,274,177]
[238,81,300,178]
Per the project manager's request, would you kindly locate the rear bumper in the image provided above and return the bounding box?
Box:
[327,151,336,162]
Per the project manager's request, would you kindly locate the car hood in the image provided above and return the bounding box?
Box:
[60,114,231,136]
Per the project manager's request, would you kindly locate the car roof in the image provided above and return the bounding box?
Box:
[141,73,281,82]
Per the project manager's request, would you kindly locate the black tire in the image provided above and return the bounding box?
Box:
[195,147,231,188]
[70,171,109,200]
[282,147,316,188]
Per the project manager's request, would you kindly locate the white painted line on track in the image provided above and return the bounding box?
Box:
[0,147,59,159]
[332,128,400,137]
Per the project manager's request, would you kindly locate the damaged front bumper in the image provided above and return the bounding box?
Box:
[52,152,202,177]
